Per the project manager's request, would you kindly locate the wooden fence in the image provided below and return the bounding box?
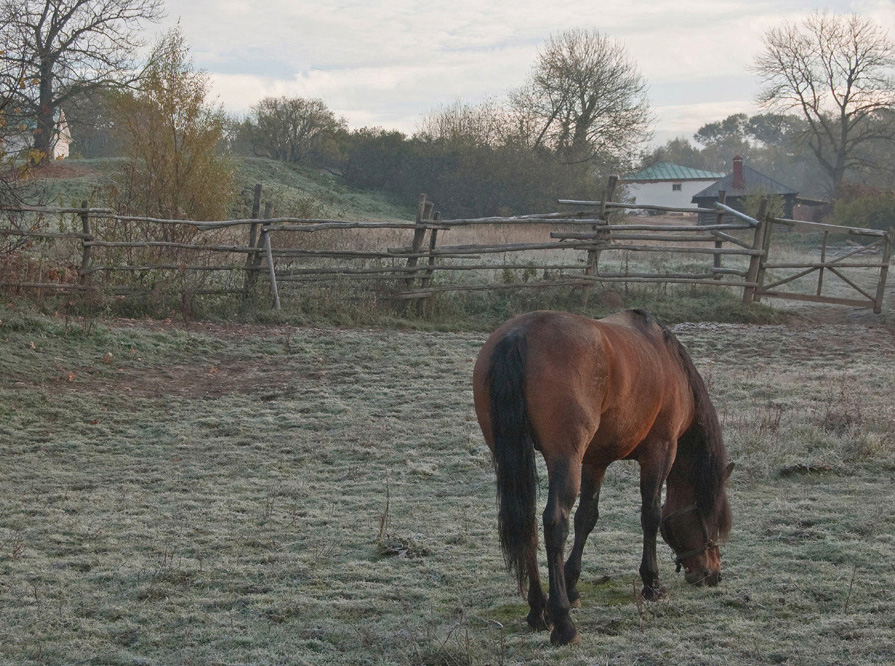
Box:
[1,179,892,314]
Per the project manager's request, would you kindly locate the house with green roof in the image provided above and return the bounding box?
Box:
[622,162,724,212]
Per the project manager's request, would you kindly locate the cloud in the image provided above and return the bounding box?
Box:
[162,0,879,138]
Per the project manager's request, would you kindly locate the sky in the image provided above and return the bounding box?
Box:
[160,0,895,146]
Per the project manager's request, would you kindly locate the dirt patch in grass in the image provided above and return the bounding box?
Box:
[71,358,319,399]
[110,316,308,340]
[31,161,100,180]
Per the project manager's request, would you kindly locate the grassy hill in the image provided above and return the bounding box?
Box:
[30,156,414,221]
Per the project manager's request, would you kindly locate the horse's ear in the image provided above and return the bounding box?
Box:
[725,462,735,480]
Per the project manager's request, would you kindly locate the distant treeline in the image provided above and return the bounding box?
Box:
[64,95,895,221]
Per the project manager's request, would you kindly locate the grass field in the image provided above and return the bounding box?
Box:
[1,301,894,666]
[31,157,413,221]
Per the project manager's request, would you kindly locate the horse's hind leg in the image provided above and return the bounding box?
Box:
[564,464,607,608]
[525,535,549,630]
[638,445,675,600]
[543,457,582,646]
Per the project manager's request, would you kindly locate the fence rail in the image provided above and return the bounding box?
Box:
[1,179,892,314]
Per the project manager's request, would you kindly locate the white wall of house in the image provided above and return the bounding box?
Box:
[52,115,72,159]
[1,110,71,159]
[623,179,719,209]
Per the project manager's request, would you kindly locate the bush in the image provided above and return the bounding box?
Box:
[113,27,234,225]
[340,129,603,219]
[830,185,895,231]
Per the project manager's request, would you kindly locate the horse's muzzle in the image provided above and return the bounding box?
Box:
[685,569,721,586]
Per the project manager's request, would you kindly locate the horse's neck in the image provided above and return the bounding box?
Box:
[667,433,702,497]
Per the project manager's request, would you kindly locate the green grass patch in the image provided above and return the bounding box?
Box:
[35,156,414,221]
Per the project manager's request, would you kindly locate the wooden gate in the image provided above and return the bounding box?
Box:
[745,215,894,314]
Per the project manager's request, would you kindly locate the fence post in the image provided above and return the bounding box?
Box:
[242,184,263,300]
[712,191,726,279]
[404,193,429,290]
[873,228,894,314]
[582,175,617,305]
[817,230,829,296]
[417,209,440,317]
[260,202,280,310]
[405,194,429,287]
[753,200,774,303]
[743,198,769,304]
[78,200,92,287]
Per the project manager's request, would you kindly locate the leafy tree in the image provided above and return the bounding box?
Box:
[691,113,752,172]
[114,27,233,226]
[341,128,412,191]
[0,0,164,163]
[694,113,749,147]
[513,29,651,165]
[639,137,712,171]
[222,115,256,157]
[753,12,895,196]
[746,113,806,148]
[248,96,345,167]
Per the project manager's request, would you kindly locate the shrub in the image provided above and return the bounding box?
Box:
[830,185,895,231]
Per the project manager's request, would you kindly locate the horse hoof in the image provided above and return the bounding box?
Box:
[527,610,550,631]
[550,622,580,646]
[641,584,667,601]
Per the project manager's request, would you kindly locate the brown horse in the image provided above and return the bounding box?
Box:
[472,309,733,646]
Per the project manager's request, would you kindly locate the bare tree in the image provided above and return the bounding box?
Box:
[1,48,47,213]
[754,12,895,196]
[513,29,651,164]
[0,0,164,162]
[417,99,511,148]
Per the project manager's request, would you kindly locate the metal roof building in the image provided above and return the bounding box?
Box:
[626,162,724,182]
[621,162,725,211]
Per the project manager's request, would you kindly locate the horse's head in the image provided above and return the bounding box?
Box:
[660,503,722,586]
[660,460,734,587]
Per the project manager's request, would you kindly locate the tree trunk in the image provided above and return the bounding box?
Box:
[34,60,56,161]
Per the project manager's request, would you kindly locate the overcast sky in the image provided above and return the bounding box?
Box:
[160,0,894,145]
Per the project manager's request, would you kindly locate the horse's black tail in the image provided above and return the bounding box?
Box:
[487,328,539,593]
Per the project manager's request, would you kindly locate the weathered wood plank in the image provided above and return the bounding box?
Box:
[556,199,717,215]
[757,291,872,308]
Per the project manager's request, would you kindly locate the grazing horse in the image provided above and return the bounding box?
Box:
[472,309,733,646]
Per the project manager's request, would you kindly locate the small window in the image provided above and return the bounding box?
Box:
[672,183,682,191]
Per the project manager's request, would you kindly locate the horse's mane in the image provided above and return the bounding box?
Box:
[629,310,732,541]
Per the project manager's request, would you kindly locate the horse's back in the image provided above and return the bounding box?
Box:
[474,310,695,462]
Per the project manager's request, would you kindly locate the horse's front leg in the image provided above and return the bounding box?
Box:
[638,448,674,600]
[544,458,582,646]
[564,464,607,608]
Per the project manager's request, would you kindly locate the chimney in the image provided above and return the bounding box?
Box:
[732,155,745,190]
